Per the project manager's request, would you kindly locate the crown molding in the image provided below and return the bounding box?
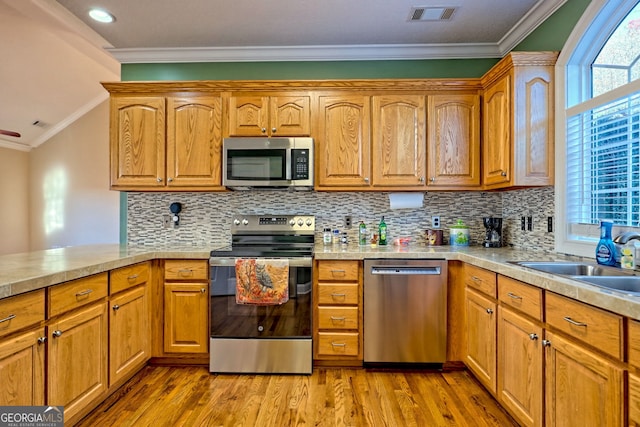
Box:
[0,139,32,152]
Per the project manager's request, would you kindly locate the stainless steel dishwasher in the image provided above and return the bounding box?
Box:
[364,259,447,365]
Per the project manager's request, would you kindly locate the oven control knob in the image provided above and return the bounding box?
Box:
[289,219,296,226]
[297,219,304,226]
[233,219,240,226]
[242,219,249,226]
[305,219,313,226]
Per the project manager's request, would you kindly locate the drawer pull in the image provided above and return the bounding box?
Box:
[529,333,539,340]
[178,269,194,275]
[52,330,63,338]
[112,304,120,311]
[507,292,523,300]
[201,288,206,293]
[37,336,47,344]
[542,339,551,347]
[330,269,346,274]
[563,316,587,327]
[471,276,481,282]
[331,342,346,347]
[331,293,346,298]
[330,316,346,321]
[486,308,494,314]
[127,274,139,281]
[0,314,16,324]
[75,289,93,297]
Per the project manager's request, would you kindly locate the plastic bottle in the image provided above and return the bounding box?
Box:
[595,220,617,266]
[358,221,367,246]
[621,242,635,269]
[323,227,332,245]
[379,216,387,246]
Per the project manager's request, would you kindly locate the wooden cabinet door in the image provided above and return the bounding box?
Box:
[630,373,640,426]
[545,331,623,427]
[48,302,108,421]
[316,95,371,188]
[270,95,311,136]
[228,96,269,136]
[164,283,208,353]
[110,96,166,188]
[465,287,497,393]
[0,328,45,406]
[482,75,511,187]
[427,94,481,188]
[371,95,426,187]
[109,286,149,386]
[497,307,543,427]
[167,96,223,188]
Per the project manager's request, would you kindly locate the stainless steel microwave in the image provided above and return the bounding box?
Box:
[222,137,314,190]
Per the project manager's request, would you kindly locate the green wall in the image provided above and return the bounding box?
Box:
[120,0,590,82]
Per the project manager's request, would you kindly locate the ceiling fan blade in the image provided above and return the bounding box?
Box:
[0,129,21,138]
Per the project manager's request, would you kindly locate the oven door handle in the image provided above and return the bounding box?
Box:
[209,256,313,268]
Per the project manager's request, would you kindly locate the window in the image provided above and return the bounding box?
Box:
[558,0,640,257]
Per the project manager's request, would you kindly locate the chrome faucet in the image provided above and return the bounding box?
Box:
[613,231,640,244]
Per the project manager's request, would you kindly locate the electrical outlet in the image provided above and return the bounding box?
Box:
[547,216,553,232]
[162,215,171,228]
[527,216,533,231]
[344,215,352,229]
[521,216,526,231]
[432,216,441,228]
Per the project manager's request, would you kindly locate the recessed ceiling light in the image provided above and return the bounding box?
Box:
[89,8,115,23]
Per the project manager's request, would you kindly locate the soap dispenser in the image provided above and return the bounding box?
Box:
[595,220,617,266]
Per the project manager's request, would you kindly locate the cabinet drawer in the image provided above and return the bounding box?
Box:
[498,275,542,321]
[317,283,359,305]
[164,260,208,281]
[110,262,150,294]
[318,307,359,330]
[0,290,45,337]
[48,273,108,318]
[465,264,496,297]
[317,261,359,281]
[545,292,622,360]
[317,332,359,356]
[629,320,640,369]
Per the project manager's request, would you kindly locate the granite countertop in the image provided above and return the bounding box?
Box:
[2,242,640,321]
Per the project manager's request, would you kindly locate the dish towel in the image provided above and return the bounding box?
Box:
[235,258,289,305]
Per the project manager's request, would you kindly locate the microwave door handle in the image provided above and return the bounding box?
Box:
[285,150,292,180]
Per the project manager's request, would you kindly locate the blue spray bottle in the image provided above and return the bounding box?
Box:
[595,220,617,266]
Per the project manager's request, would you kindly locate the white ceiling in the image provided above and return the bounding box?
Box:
[0,0,566,151]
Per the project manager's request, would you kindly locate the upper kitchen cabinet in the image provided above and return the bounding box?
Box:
[105,85,224,191]
[481,52,558,189]
[316,94,371,188]
[228,94,311,137]
[427,94,481,189]
[371,95,427,188]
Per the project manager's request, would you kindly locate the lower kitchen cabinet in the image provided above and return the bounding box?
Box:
[163,283,209,353]
[497,307,543,427]
[0,327,45,406]
[464,287,497,393]
[544,330,623,427]
[630,373,640,426]
[47,301,108,422]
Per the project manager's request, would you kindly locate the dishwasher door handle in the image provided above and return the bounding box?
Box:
[370,266,441,275]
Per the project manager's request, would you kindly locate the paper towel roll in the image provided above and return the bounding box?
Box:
[388,192,424,209]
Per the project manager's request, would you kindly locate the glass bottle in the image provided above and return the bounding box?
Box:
[379,216,387,245]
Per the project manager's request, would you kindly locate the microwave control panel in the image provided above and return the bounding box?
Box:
[291,149,310,180]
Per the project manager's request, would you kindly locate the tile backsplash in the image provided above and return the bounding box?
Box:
[127,186,555,252]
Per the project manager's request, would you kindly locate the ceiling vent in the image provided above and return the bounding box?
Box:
[408,6,457,22]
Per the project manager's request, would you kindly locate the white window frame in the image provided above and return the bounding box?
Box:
[556,0,640,257]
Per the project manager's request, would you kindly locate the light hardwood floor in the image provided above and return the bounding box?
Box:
[77,366,517,426]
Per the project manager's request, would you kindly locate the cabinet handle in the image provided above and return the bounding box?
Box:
[0,314,16,324]
[330,269,346,274]
[419,176,425,183]
[486,308,494,314]
[331,292,346,298]
[200,288,206,293]
[112,304,120,311]
[157,177,163,182]
[563,316,587,327]
[364,177,369,183]
[178,269,194,276]
[52,330,63,338]
[37,336,47,344]
[127,274,139,281]
[471,276,481,282]
[330,316,346,321]
[507,292,523,300]
[542,339,551,347]
[75,289,93,297]
[261,127,267,133]
[331,342,346,347]
[529,333,539,340]
[500,170,507,177]
[167,177,173,183]
[430,177,436,182]
[272,127,277,133]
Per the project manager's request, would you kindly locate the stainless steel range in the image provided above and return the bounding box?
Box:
[209,215,314,374]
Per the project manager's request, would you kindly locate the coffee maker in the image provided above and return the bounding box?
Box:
[483,217,503,248]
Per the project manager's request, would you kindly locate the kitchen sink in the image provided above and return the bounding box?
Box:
[509,261,632,276]
[570,276,640,295]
